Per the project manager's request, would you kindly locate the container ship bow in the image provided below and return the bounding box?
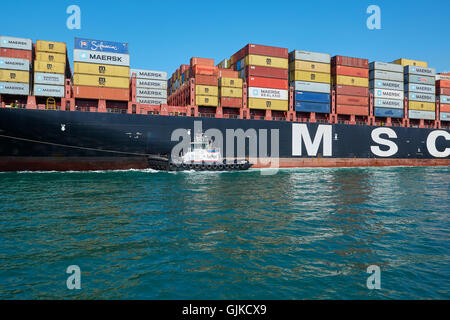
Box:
[0,38,449,171]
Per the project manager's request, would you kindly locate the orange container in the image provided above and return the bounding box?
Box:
[332,65,369,78]
[336,105,369,116]
[190,57,215,67]
[247,76,288,90]
[192,65,218,76]
[440,104,450,113]
[195,75,218,86]
[336,95,369,106]
[437,80,450,88]
[221,97,242,108]
[438,87,450,95]
[0,48,32,61]
[73,86,129,101]
[218,69,238,78]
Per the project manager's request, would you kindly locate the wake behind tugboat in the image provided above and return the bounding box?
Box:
[147,133,252,171]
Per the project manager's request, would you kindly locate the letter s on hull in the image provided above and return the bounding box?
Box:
[370,128,398,157]
[427,130,450,158]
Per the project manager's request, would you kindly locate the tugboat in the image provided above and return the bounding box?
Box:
[147,133,253,172]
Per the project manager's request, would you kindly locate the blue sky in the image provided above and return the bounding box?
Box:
[2,0,449,74]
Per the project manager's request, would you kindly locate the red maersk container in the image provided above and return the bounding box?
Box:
[247,77,288,90]
[221,97,242,108]
[336,95,369,106]
[335,85,369,97]
[440,104,450,113]
[232,44,288,63]
[195,74,218,86]
[331,55,369,69]
[332,65,369,78]
[218,69,238,78]
[438,87,450,95]
[437,80,450,89]
[243,65,289,79]
[190,57,215,67]
[0,48,33,61]
[336,105,369,116]
[73,86,129,101]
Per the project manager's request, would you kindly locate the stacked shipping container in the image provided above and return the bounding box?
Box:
[369,62,405,118]
[131,69,167,105]
[332,56,369,116]
[232,44,289,111]
[219,73,243,108]
[436,74,450,122]
[33,40,67,98]
[191,58,219,107]
[289,50,331,114]
[73,38,130,101]
[0,36,32,96]
[403,65,436,120]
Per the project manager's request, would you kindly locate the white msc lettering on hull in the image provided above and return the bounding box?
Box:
[427,130,450,158]
[370,128,398,157]
[292,124,332,156]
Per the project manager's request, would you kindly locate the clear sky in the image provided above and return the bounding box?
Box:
[2,0,449,74]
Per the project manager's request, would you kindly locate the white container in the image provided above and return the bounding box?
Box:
[440,112,450,121]
[34,72,65,86]
[290,50,331,63]
[248,87,289,100]
[406,92,435,103]
[408,110,435,120]
[136,97,167,105]
[370,79,403,91]
[33,84,65,97]
[404,74,435,85]
[404,65,436,77]
[0,57,29,71]
[130,69,167,80]
[404,83,435,94]
[0,81,29,95]
[136,88,167,99]
[73,49,129,66]
[290,81,330,93]
[436,75,450,81]
[440,95,450,104]
[0,36,32,50]
[373,98,403,109]
[136,79,167,90]
[371,88,404,100]
[369,61,403,73]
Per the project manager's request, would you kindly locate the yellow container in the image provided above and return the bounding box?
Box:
[219,77,243,88]
[248,98,288,111]
[35,52,66,63]
[393,58,428,68]
[290,71,331,84]
[73,62,129,78]
[244,55,288,69]
[408,101,435,111]
[73,74,129,89]
[34,61,65,74]
[0,70,29,83]
[36,40,66,54]
[333,75,368,87]
[289,60,330,73]
[195,85,218,96]
[196,95,218,106]
[220,87,242,98]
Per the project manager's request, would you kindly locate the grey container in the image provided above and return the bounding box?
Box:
[136,88,167,99]
[136,78,167,90]
[34,72,65,86]
[289,50,331,63]
[136,97,167,105]
[0,36,32,50]
[440,112,450,121]
[440,95,450,104]
[373,98,403,109]
[33,84,65,97]
[406,92,435,103]
[0,81,29,95]
[0,57,30,71]
[404,83,435,94]
[131,69,167,80]
[404,65,436,77]
[408,110,435,120]
[369,79,403,90]
[370,88,404,100]
[404,74,435,85]
[369,61,403,73]
[369,70,404,82]
[290,81,330,93]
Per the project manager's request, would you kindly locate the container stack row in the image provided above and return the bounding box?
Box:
[437,74,450,122]
[332,56,370,116]
[132,69,167,105]
[369,62,404,118]
[232,44,289,111]
[289,50,331,113]
[73,38,130,101]
[218,69,243,108]
[191,58,219,107]
[34,40,67,98]
[402,63,436,120]
[0,36,32,96]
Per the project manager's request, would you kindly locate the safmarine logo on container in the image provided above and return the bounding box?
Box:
[74,37,129,54]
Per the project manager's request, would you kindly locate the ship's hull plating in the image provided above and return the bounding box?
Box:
[0,108,449,171]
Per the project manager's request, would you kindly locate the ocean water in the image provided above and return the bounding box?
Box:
[0,166,449,300]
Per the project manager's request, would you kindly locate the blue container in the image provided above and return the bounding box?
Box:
[295,91,330,103]
[295,101,330,113]
[374,107,404,118]
[74,37,129,54]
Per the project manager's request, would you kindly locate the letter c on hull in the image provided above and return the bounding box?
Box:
[427,130,450,158]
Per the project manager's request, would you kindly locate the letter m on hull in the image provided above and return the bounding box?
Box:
[292,124,332,156]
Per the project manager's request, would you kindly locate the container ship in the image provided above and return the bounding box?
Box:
[0,36,449,171]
